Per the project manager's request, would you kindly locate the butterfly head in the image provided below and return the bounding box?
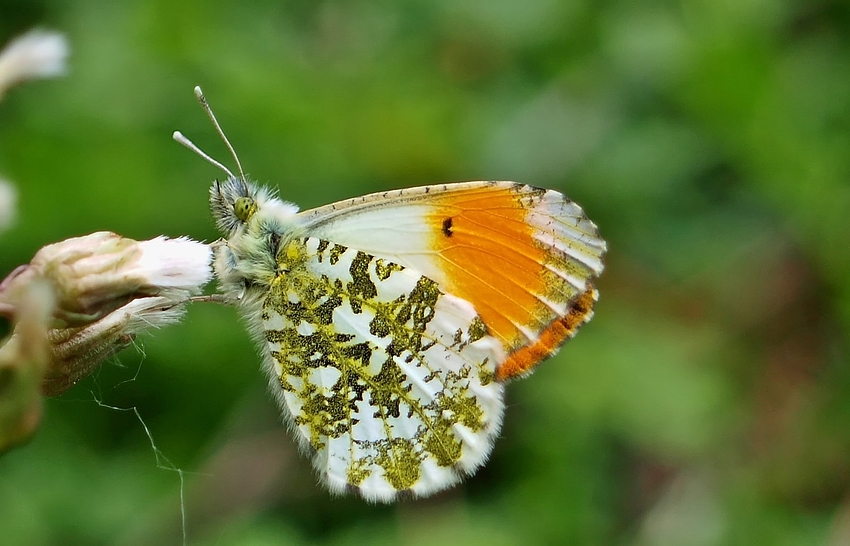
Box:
[210,175,258,236]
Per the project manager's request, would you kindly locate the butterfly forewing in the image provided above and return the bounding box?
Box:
[297,181,606,379]
[262,236,505,501]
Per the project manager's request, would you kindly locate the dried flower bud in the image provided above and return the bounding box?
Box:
[41,296,191,396]
[26,231,211,324]
[0,232,213,396]
[0,29,68,99]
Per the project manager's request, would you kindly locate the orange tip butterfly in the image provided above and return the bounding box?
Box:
[174,86,606,502]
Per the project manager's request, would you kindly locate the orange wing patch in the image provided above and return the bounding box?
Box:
[425,183,604,380]
[426,185,549,346]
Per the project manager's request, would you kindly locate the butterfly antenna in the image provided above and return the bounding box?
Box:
[172,131,236,179]
[193,86,248,187]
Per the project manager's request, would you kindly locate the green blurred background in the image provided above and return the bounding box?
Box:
[2,1,850,544]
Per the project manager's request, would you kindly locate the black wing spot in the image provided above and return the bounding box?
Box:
[442,217,453,237]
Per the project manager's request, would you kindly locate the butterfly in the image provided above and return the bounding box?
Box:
[175,87,606,502]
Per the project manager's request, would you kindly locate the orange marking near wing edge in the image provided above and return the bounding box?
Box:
[426,185,548,346]
[496,286,597,381]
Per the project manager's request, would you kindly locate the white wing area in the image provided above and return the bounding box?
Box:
[262,237,505,501]
[300,197,446,284]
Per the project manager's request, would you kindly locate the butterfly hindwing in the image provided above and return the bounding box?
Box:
[262,236,505,501]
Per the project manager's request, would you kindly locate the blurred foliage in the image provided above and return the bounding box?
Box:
[1,0,850,544]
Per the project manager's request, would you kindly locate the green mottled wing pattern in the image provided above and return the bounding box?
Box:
[262,237,505,502]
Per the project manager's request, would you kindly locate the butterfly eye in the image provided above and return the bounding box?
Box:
[234,197,256,222]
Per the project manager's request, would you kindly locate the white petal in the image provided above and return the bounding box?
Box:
[0,178,17,232]
[136,237,213,295]
[0,29,68,96]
